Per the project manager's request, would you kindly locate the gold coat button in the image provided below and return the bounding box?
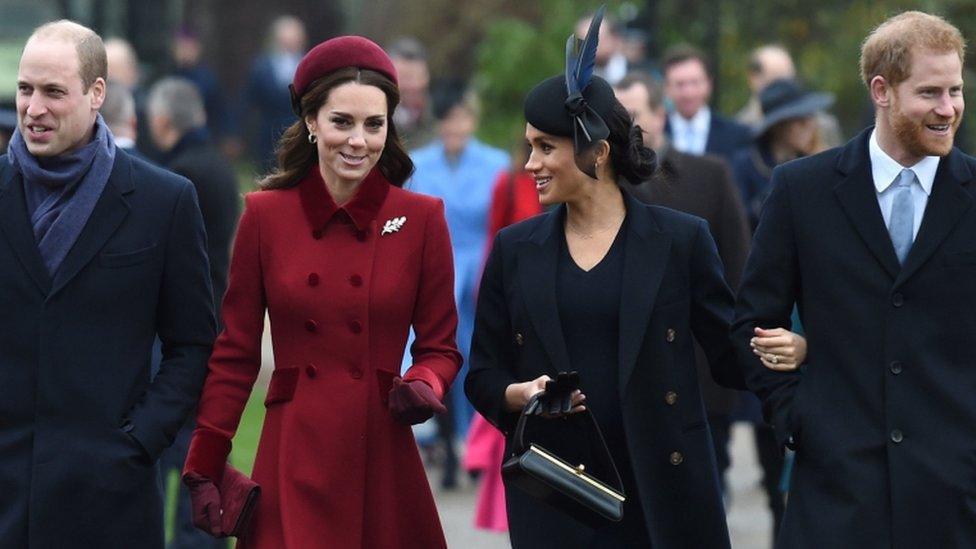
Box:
[666,328,676,343]
[665,391,678,405]
[670,451,684,465]
[515,332,524,346]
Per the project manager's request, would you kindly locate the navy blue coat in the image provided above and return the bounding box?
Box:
[0,151,216,548]
[734,128,976,548]
[466,192,743,548]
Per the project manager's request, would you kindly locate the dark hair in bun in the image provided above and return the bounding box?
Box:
[604,99,657,184]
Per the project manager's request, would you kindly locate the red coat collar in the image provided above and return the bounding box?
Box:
[298,166,391,232]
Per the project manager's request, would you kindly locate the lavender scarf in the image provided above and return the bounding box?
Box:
[8,114,117,276]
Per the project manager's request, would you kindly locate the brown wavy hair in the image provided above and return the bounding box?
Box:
[259,67,414,189]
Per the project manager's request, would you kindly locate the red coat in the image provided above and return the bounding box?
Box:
[185,167,461,548]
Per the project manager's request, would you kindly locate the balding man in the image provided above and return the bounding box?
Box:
[0,20,215,547]
[100,80,138,154]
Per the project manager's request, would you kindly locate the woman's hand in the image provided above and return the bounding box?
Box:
[504,375,586,416]
[751,327,808,372]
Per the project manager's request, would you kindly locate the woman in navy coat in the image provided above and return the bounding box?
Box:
[465,13,806,548]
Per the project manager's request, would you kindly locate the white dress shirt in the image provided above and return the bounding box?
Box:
[669,107,711,156]
[869,129,939,240]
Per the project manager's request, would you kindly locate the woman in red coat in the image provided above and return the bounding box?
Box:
[182,36,462,548]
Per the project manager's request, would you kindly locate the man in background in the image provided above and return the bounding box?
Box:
[147,76,240,549]
[662,44,751,165]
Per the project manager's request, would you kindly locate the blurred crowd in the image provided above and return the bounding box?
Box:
[0,10,871,548]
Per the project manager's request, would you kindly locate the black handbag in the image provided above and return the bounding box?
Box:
[501,393,627,524]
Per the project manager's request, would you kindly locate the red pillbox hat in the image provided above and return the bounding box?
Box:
[289,35,398,115]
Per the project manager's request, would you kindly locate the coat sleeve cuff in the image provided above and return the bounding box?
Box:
[403,366,446,401]
[183,430,232,481]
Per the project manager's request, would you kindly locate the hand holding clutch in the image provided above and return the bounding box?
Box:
[529,371,582,416]
[184,472,223,537]
[388,377,447,425]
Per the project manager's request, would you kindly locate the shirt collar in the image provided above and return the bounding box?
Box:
[298,166,391,233]
[869,128,938,195]
[671,107,710,133]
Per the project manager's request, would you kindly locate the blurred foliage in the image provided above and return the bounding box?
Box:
[469,0,976,148]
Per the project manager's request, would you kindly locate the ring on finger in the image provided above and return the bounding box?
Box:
[770,354,779,364]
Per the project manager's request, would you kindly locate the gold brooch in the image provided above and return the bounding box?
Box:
[381,216,406,236]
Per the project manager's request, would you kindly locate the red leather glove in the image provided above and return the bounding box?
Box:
[183,472,225,537]
[388,377,447,425]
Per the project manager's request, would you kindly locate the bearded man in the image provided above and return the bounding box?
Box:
[733,11,976,548]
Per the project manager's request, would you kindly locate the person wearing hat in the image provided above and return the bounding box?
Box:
[465,10,805,548]
[182,36,462,548]
[730,78,835,230]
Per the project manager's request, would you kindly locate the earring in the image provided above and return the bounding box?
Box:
[308,133,317,144]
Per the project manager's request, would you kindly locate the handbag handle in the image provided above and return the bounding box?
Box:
[511,392,626,497]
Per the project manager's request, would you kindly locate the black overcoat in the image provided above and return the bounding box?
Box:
[734,128,976,548]
[465,192,744,548]
[0,151,216,548]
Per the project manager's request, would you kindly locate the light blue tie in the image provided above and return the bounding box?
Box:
[889,168,916,265]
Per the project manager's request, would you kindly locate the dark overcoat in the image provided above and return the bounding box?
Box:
[0,151,216,548]
[465,192,744,548]
[734,128,976,548]
[665,113,752,165]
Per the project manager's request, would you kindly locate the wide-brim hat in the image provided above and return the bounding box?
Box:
[754,78,834,138]
[289,35,398,116]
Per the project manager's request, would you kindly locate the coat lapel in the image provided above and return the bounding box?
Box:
[0,162,52,294]
[49,153,133,297]
[516,207,571,375]
[618,194,671,394]
[895,149,973,287]
[833,129,902,280]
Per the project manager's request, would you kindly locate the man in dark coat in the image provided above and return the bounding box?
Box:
[0,20,215,548]
[614,71,751,496]
[662,44,751,166]
[147,76,240,549]
[734,11,976,548]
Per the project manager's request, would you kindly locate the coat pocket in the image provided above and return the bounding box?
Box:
[264,367,299,406]
[99,244,157,268]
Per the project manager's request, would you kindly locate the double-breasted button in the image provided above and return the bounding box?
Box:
[669,451,684,465]
[890,429,904,443]
[889,361,903,375]
[349,367,363,379]
[350,274,363,287]
[349,320,363,334]
[312,229,323,240]
[665,391,678,405]
[356,230,368,242]
[665,328,676,343]
[305,319,317,333]
[892,293,904,307]
[305,364,318,378]
[515,332,524,346]
[308,273,319,287]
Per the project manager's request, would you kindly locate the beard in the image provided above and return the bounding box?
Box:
[888,100,959,158]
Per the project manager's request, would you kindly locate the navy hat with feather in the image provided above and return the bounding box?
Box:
[524,5,613,179]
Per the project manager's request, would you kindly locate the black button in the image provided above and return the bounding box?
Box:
[892,293,904,307]
[350,274,363,287]
[312,229,323,240]
[890,429,903,443]
[889,361,903,374]
[308,273,319,287]
[305,319,317,332]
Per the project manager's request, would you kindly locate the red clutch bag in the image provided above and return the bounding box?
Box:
[218,464,260,537]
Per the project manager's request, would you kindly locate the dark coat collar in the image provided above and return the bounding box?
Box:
[833,126,974,285]
[518,190,671,394]
[298,166,391,232]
